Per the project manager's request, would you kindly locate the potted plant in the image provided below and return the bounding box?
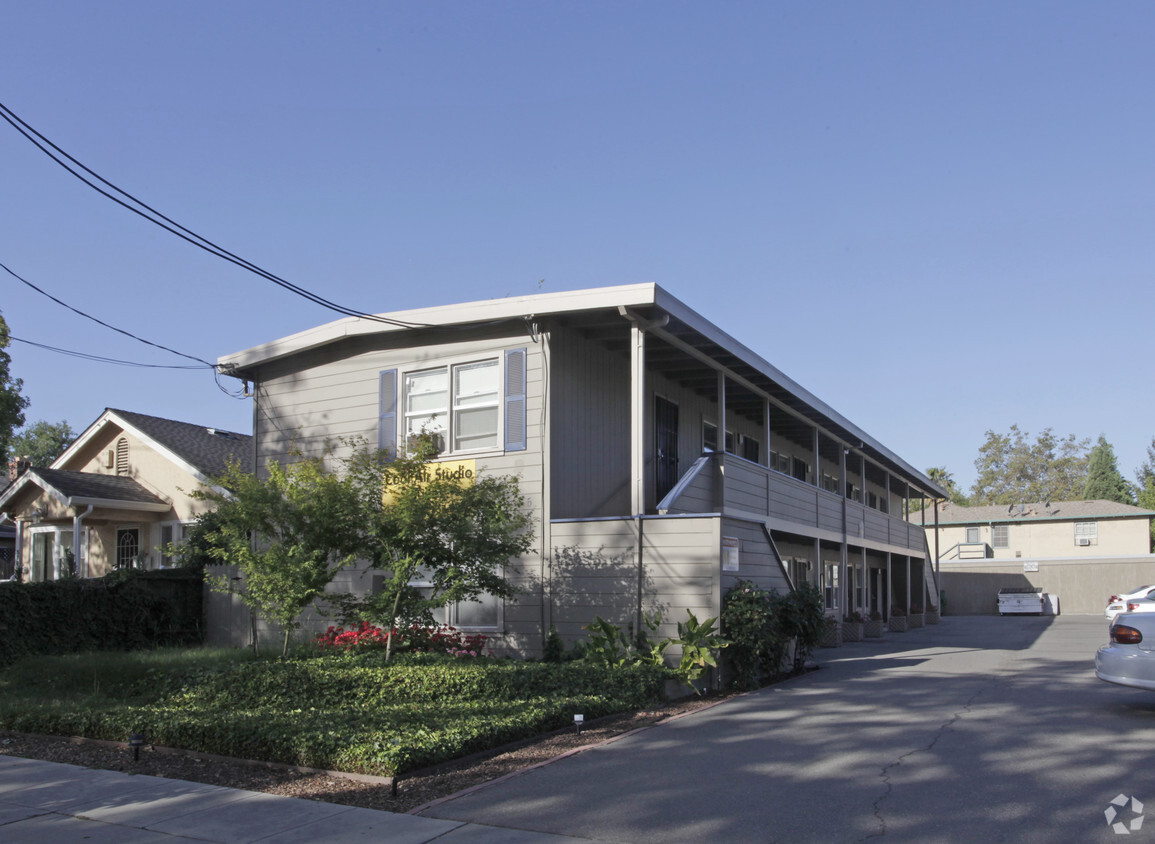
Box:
[843,611,865,642]
[888,607,908,633]
[864,610,885,638]
[909,604,925,628]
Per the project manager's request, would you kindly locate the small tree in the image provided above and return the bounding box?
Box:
[335,438,533,660]
[195,455,363,656]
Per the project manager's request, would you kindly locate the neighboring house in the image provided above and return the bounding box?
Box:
[217,283,948,656]
[912,500,1155,614]
[0,409,252,582]
[916,500,1155,560]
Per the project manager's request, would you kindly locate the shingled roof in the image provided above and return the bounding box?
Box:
[103,409,253,478]
[28,468,169,508]
[915,499,1155,526]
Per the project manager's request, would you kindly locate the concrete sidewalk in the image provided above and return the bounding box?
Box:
[0,754,590,843]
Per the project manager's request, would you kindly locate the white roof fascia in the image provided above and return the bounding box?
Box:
[51,408,118,470]
[218,283,661,371]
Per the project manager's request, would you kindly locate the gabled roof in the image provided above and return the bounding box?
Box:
[916,499,1155,526]
[218,284,948,497]
[0,467,170,512]
[58,408,252,481]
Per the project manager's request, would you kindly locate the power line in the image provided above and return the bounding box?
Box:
[0,100,431,329]
[1,260,215,367]
[9,336,207,369]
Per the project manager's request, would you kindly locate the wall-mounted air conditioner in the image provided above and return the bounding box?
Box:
[1076,537,1091,546]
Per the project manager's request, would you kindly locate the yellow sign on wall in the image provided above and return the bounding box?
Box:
[382,459,477,504]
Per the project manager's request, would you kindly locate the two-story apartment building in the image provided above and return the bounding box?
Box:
[217,284,948,656]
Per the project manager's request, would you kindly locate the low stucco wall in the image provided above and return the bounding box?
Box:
[938,555,1155,615]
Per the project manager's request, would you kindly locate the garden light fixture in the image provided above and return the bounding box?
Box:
[129,733,145,762]
[574,714,584,735]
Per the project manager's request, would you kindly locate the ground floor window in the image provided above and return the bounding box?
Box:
[117,527,141,570]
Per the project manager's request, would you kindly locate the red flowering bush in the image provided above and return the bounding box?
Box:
[314,622,488,657]
[314,622,398,653]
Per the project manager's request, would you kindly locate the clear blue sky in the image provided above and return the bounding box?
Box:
[2,2,1152,494]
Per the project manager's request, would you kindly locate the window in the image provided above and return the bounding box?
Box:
[1075,522,1098,546]
[157,521,191,567]
[405,569,502,631]
[992,525,1009,549]
[384,350,527,459]
[789,557,811,588]
[740,436,759,462]
[965,526,981,544]
[846,483,861,503]
[703,422,718,452]
[821,473,839,494]
[769,451,790,474]
[452,360,499,451]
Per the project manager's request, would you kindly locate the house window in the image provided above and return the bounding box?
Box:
[407,569,502,631]
[157,521,191,567]
[703,422,717,452]
[789,558,811,587]
[740,436,759,462]
[965,526,981,544]
[821,473,839,494]
[1075,522,1098,546]
[386,350,526,459]
[452,360,500,451]
[846,483,861,503]
[117,528,141,570]
[769,451,790,474]
[992,525,1009,549]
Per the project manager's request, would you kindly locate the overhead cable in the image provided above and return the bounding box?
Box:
[1,260,215,367]
[0,100,430,329]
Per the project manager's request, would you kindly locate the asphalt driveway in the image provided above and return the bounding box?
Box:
[419,615,1155,844]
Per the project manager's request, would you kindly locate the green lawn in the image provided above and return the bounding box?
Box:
[0,649,671,776]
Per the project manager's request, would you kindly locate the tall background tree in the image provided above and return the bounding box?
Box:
[1082,435,1134,504]
[9,420,75,467]
[969,425,1090,505]
[1136,435,1155,551]
[0,309,30,465]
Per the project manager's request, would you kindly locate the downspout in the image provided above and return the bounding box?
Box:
[72,505,93,578]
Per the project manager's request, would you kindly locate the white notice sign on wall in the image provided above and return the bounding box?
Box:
[722,536,740,571]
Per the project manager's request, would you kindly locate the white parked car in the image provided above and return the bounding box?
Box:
[1105,585,1155,621]
[1097,613,1155,691]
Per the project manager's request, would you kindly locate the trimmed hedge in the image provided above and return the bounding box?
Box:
[0,571,203,666]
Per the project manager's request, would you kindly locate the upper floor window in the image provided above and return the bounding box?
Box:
[1074,522,1098,546]
[965,526,981,544]
[382,349,526,459]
